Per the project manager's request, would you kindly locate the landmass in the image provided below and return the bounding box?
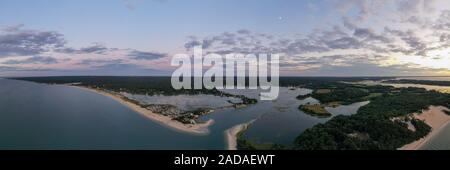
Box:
[11,76,450,150]
[74,86,215,135]
[293,86,449,150]
[225,120,256,150]
[238,77,450,150]
[296,94,312,100]
[296,86,381,118]
[299,104,332,118]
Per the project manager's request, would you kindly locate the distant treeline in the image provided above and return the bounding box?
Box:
[12,76,394,92]
[12,76,258,104]
[13,76,207,95]
[383,79,450,87]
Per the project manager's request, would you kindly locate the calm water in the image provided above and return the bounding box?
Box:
[214,88,369,145]
[0,79,368,149]
[0,78,225,149]
[421,124,450,150]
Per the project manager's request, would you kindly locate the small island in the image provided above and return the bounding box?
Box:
[296,94,312,100]
[299,104,332,118]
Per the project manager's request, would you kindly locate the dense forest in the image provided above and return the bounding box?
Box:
[241,78,449,150]
[283,77,393,105]
[294,87,450,150]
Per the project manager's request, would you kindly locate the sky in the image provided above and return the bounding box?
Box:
[0,0,449,77]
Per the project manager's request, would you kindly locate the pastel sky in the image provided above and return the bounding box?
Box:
[0,0,449,77]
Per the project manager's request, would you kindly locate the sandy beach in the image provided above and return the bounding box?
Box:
[72,86,215,135]
[225,120,256,150]
[400,106,450,150]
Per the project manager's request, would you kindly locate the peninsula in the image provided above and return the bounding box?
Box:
[13,76,258,135]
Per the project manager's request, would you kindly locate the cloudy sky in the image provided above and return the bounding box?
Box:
[0,0,449,77]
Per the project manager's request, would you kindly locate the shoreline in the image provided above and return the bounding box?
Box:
[225,120,256,150]
[71,86,215,136]
[399,106,450,150]
[352,81,450,94]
